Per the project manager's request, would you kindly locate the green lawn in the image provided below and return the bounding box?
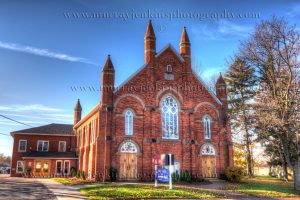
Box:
[80,184,222,199]
[225,176,300,198]
[52,178,111,186]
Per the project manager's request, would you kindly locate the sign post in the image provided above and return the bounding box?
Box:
[153,154,174,190]
[154,164,158,187]
[169,153,173,190]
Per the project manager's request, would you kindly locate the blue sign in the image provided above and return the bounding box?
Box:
[156,167,170,183]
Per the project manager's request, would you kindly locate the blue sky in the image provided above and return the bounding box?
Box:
[0,0,299,156]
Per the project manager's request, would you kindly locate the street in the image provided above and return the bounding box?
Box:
[0,175,56,200]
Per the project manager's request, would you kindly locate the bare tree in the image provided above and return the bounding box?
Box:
[239,16,300,190]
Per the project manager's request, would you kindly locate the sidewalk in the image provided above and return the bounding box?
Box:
[36,179,89,200]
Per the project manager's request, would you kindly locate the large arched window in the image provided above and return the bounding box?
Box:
[161,96,179,139]
[125,110,133,136]
[204,116,211,139]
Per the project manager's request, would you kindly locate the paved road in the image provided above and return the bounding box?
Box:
[0,175,56,200]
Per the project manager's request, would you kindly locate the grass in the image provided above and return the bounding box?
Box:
[52,178,111,186]
[80,184,222,199]
[225,175,300,198]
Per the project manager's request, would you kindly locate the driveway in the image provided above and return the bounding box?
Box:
[0,175,56,200]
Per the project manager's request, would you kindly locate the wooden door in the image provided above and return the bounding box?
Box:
[34,160,50,177]
[120,153,137,179]
[202,156,216,178]
[42,160,50,177]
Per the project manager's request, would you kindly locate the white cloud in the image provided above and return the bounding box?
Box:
[0,41,97,65]
[191,20,253,41]
[0,104,73,128]
[217,20,253,37]
[286,3,300,18]
[0,104,63,112]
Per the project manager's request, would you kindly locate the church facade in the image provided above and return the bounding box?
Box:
[74,21,233,180]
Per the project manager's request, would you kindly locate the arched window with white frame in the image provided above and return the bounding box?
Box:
[125,110,133,136]
[204,116,211,139]
[161,96,179,139]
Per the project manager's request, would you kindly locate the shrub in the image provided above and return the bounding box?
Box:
[110,168,117,182]
[172,170,180,182]
[225,166,244,182]
[81,171,86,180]
[70,167,77,177]
[25,167,32,176]
[76,170,81,178]
[180,170,192,182]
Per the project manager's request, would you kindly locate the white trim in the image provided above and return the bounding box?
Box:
[58,141,67,152]
[155,44,184,62]
[18,140,27,152]
[16,160,24,173]
[56,160,63,175]
[11,133,73,136]
[64,160,70,175]
[37,140,49,152]
[192,68,222,105]
[114,63,147,93]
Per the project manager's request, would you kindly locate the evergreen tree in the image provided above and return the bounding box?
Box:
[225,58,257,177]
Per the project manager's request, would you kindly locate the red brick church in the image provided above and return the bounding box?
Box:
[74,21,233,180]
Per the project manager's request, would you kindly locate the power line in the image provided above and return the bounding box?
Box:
[0,114,34,128]
[0,132,10,136]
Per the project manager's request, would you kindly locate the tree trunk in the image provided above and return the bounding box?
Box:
[246,138,253,177]
[282,161,288,181]
[293,165,300,191]
[279,148,288,181]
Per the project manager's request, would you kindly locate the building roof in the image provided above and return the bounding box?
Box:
[22,152,78,159]
[11,123,74,136]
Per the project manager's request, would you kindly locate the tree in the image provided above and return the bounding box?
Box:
[225,58,257,177]
[0,153,11,167]
[239,16,300,190]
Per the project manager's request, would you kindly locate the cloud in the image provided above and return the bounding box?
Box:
[191,20,253,41]
[286,3,300,18]
[0,104,73,128]
[0,41,97,65]
[217,20,253,37]
[0,104,63,112]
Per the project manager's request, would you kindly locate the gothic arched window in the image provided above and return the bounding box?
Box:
[204,116,211,139]
[161,96,179,139]
[125,110,133,136]
[201,143,216,155]
[120,141,137,153]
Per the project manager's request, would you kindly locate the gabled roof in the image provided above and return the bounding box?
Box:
[115,44,184,93]
[114,43,222,105]
[155,44,184,62]
[11,123,73,136]
[191,69,222,105]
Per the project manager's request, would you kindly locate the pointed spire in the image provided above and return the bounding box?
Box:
[216,72,226,85]
[180,27,191,59]
[180,27,190,44]
[145,20,155,39]
[74,99,82,111]
[144,20,156,63]
[102,54,115,72]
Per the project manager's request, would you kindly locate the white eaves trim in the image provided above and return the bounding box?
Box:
[11,133,74,137]
[191,68,222,105]
[155,43,184,62]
